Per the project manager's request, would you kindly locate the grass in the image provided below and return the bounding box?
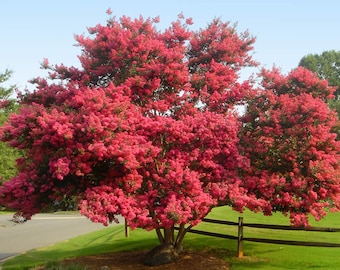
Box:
[0,210,14,215]
[2,206,340,269]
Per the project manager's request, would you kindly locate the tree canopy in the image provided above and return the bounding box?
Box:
[240,67,340,225]
[0,15,339,262]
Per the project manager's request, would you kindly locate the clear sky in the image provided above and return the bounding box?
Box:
[1,0,339,91]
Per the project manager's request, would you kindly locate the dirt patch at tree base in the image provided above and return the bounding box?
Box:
[63,250,230,270]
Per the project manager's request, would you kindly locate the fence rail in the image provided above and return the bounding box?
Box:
[183,217,340,257]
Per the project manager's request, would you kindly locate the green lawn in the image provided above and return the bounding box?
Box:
[0,210,14,215]
[2,207,340,269]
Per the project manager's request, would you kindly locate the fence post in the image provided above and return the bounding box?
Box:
[125,218,129,238]
[237,217,244,258]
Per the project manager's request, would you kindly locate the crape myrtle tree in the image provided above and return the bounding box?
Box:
[0,13,340,264]
[0,14,258,263]
[239,66,340,226]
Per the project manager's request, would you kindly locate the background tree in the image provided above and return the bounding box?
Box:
[1,14,340,265]
[0,70,19,184]
[0,69,17,122]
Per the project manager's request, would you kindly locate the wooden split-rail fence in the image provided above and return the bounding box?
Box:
[125,217,340,257]
[187,217,340,258]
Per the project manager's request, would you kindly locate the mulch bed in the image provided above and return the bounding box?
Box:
[62,250,230,270]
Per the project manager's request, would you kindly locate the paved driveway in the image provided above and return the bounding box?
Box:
[0,213,122,263]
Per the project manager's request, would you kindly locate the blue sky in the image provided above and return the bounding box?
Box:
[1,0,339,91]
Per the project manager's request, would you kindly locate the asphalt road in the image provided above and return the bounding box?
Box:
[0,212,122,263]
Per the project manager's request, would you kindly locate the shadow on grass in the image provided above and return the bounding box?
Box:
[1,225,157,270]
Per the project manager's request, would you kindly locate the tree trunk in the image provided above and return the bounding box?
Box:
[144,243,180,266]
[144,224,190,266]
